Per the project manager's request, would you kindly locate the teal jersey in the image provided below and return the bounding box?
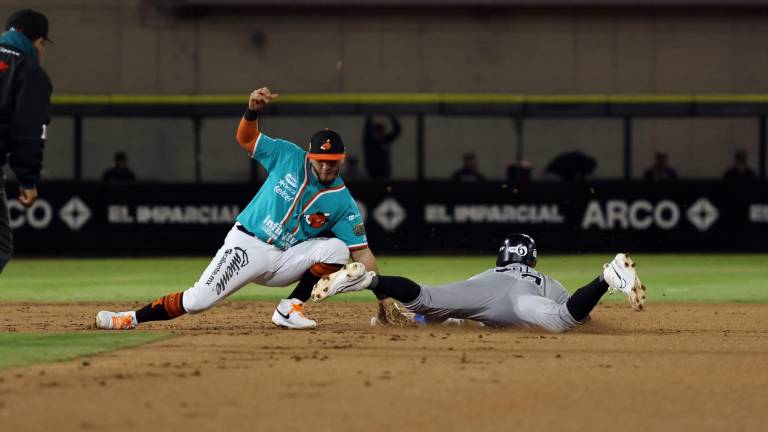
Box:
[236,133,368,251]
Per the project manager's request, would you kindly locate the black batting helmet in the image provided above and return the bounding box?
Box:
[496,233,537,268]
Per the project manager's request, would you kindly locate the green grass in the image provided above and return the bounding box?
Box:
[0,332,173,370]
[0,254,766,303]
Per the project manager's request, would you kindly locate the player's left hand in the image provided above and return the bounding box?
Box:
[248,87,280,111]
[18,187,38,207]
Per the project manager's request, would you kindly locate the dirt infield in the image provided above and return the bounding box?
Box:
[1,301,767,432]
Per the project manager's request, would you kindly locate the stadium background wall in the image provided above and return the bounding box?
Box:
[7,181,768,255]
[4,1,768,182]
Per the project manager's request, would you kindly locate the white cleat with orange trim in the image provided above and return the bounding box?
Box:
[95,311,137,330]
[271,298,317,329]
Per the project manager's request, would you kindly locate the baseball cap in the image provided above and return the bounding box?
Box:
[308,129,345,161]
[6,9,52,43]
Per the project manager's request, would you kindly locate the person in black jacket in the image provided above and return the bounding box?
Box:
[723,149,757,182]
[451,152,486,182]
[102,152,136,184]
[0,9,53,273]
[363,115,401,179]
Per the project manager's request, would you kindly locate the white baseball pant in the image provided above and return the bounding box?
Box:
[182,225,349,313]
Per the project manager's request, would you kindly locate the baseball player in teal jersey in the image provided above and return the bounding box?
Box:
[95,87,389,330]
[312,234,647,332]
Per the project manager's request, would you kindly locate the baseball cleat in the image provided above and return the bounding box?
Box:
[603,253,636,295]
[272,299,316,329]
[95,311,137,330]
[311,263,374,302]
[603,253,646,311]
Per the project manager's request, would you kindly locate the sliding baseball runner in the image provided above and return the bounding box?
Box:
[312,234,646,332]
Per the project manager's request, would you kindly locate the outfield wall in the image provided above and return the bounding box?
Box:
[8,181,768,255]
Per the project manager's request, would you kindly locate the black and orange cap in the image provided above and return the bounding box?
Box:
[308,129,345,161]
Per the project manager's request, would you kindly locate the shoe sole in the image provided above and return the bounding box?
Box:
[623,253,636,270]
[629,275,647,311]
[271,320,317,329]
[272,321,317,330]
[312,263,366,302]
[622,254,646,311]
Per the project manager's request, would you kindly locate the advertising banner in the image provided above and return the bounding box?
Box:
[8,181,767,255]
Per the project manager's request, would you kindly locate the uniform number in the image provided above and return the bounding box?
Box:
[495,266,543,286]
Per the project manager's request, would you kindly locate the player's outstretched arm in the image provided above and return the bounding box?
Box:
[235,87,280,154]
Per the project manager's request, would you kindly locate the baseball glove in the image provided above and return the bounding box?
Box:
[370,298,417,327]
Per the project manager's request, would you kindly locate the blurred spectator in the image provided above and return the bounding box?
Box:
[546,151,596,181]
[343,155,368,182]
[644,151,678,181]
[363,115,401,179]
[452,152,486,182]
[102,151,136,183]
[506,160,532,183]
[723,149,756,182]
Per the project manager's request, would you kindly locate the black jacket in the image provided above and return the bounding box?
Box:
[0,39,52,187]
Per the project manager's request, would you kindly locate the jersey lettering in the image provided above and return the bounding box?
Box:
[495,265,543,286]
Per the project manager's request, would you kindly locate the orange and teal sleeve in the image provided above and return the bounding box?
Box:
[235,109,261,155]
[235,110,300,171]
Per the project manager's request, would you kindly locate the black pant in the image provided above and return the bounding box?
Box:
[0,179,12,273]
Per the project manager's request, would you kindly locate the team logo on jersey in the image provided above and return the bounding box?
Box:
[354,223,365,236]
[0,61,8,73]
[320,139,332,150]
[305,212,331,228]
[285,173,298,188]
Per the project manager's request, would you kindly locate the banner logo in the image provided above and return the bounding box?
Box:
[582,198,719,232]
[686,198,719,232]
[10,197,91,231]
[425,204,564,224]
[750,204,768,223]
[59,197,91,231]
[373,198,406,232]
[582,200,679,230]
